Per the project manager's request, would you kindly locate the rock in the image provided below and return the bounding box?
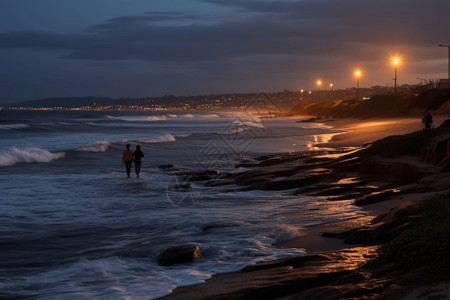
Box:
[343,228,377,245]
[353,189,398,206]
[203,223,237,231]
[159,164,175,169]
[161,247,378,300]
[158,245,202,266]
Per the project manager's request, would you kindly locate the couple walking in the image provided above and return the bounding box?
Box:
[122,144,144,178]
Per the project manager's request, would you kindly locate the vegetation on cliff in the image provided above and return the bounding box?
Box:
[370,192,450,283]
[289,89,450,118]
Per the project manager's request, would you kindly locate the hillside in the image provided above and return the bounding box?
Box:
[289,89,450,118]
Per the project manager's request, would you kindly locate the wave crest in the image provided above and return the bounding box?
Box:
[0,147,65,166]
[105,115,168,122]
[76,141,110,153]
[0,124,30,130]
[124,133,176,144]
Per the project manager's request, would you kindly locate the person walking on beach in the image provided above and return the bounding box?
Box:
[134,145,144,178]
[122,144,133,178]
[424,112,433,131]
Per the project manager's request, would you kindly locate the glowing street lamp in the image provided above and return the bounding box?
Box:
[300,89,304,102]
[355,70,361,100]
[393,58,400,95]
[329,83,334,101]
[317,80,322,101]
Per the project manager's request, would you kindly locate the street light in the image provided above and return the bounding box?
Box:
[355,70,361,100]
[317,80,322,101]
[438,44,450,86]
[393,58,400,95]
[300,89,304,102]
[329,83,334,101]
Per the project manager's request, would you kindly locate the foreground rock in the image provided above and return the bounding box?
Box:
[323,200,423,245]
[159,246,425,300]
[158,244,202,266]
[160,247,379,300]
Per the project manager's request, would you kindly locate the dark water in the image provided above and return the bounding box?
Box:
[0,110,362,299]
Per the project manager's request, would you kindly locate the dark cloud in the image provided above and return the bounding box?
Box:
[0,0,449,103]
[1,0,448,64]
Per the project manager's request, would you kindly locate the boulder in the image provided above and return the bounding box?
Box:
[203,223,236,231]
[158,244,202,266]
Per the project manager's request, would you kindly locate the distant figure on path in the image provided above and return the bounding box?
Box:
[134,145,144,178]
[424,112,433,131]
[122,144,133,178]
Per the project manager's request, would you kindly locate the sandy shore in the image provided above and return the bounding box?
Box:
[319,115,448,148]
[276,115,449,253]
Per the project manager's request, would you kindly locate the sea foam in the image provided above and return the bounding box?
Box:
[106,115,168,122]
[0,147,65,166]
[0,124,30,130]
[124,133,176,144]
[76,141,110,153]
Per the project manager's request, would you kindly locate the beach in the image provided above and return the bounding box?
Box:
[1,110,449,299]
[160,114,450,300]
[0,110,388,299]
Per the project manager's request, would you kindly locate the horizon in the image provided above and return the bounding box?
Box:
[1,0,449,105]
[1,81,429,107]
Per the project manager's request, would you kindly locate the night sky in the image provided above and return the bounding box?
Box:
[1,0,449,104]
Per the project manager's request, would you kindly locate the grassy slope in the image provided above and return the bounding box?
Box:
[362,119,450,283]
[370,192,450,283]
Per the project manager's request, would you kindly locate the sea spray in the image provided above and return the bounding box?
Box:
[0,147,65,166]
[123,133,177,144]
[76,141,110,153]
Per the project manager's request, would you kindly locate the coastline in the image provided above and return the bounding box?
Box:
[160,115,450,300]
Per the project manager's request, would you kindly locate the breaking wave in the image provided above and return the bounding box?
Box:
[105,114,221,122]
[105,115,168,122]
[124,133,176,144]
[76,141,110,153]
[0,147,65,166]
[232,119,264,128]
[0,124,30,130]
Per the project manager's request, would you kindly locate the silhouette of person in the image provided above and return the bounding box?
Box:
[425,112,433,131]
[122,144,133,178]
[134,145,144,178]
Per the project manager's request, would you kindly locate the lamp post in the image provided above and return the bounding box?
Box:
[393,58,399,95]
[317,80,322,101]
[300,89,304,102]
[439,44,450,87]
[354,71,361,100]
[329,83,334,101]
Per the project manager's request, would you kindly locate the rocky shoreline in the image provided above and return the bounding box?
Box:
[158,117,450,300]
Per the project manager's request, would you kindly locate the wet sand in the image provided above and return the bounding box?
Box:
[275,115,448,252]
[319,116,448,148]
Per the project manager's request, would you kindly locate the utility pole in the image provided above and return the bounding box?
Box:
[439,44,450,87]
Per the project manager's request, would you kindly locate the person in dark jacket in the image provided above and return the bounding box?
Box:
[122,144,133,178]
[134,145,144,178]
[425,112,433,131]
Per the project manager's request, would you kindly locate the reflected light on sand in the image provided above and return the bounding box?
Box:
[352,121,397,128]
[306,133,345,150]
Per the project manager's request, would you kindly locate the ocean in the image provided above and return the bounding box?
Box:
[0,109,365,299]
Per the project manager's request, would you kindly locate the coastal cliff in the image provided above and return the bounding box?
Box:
[289,89,450,118]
